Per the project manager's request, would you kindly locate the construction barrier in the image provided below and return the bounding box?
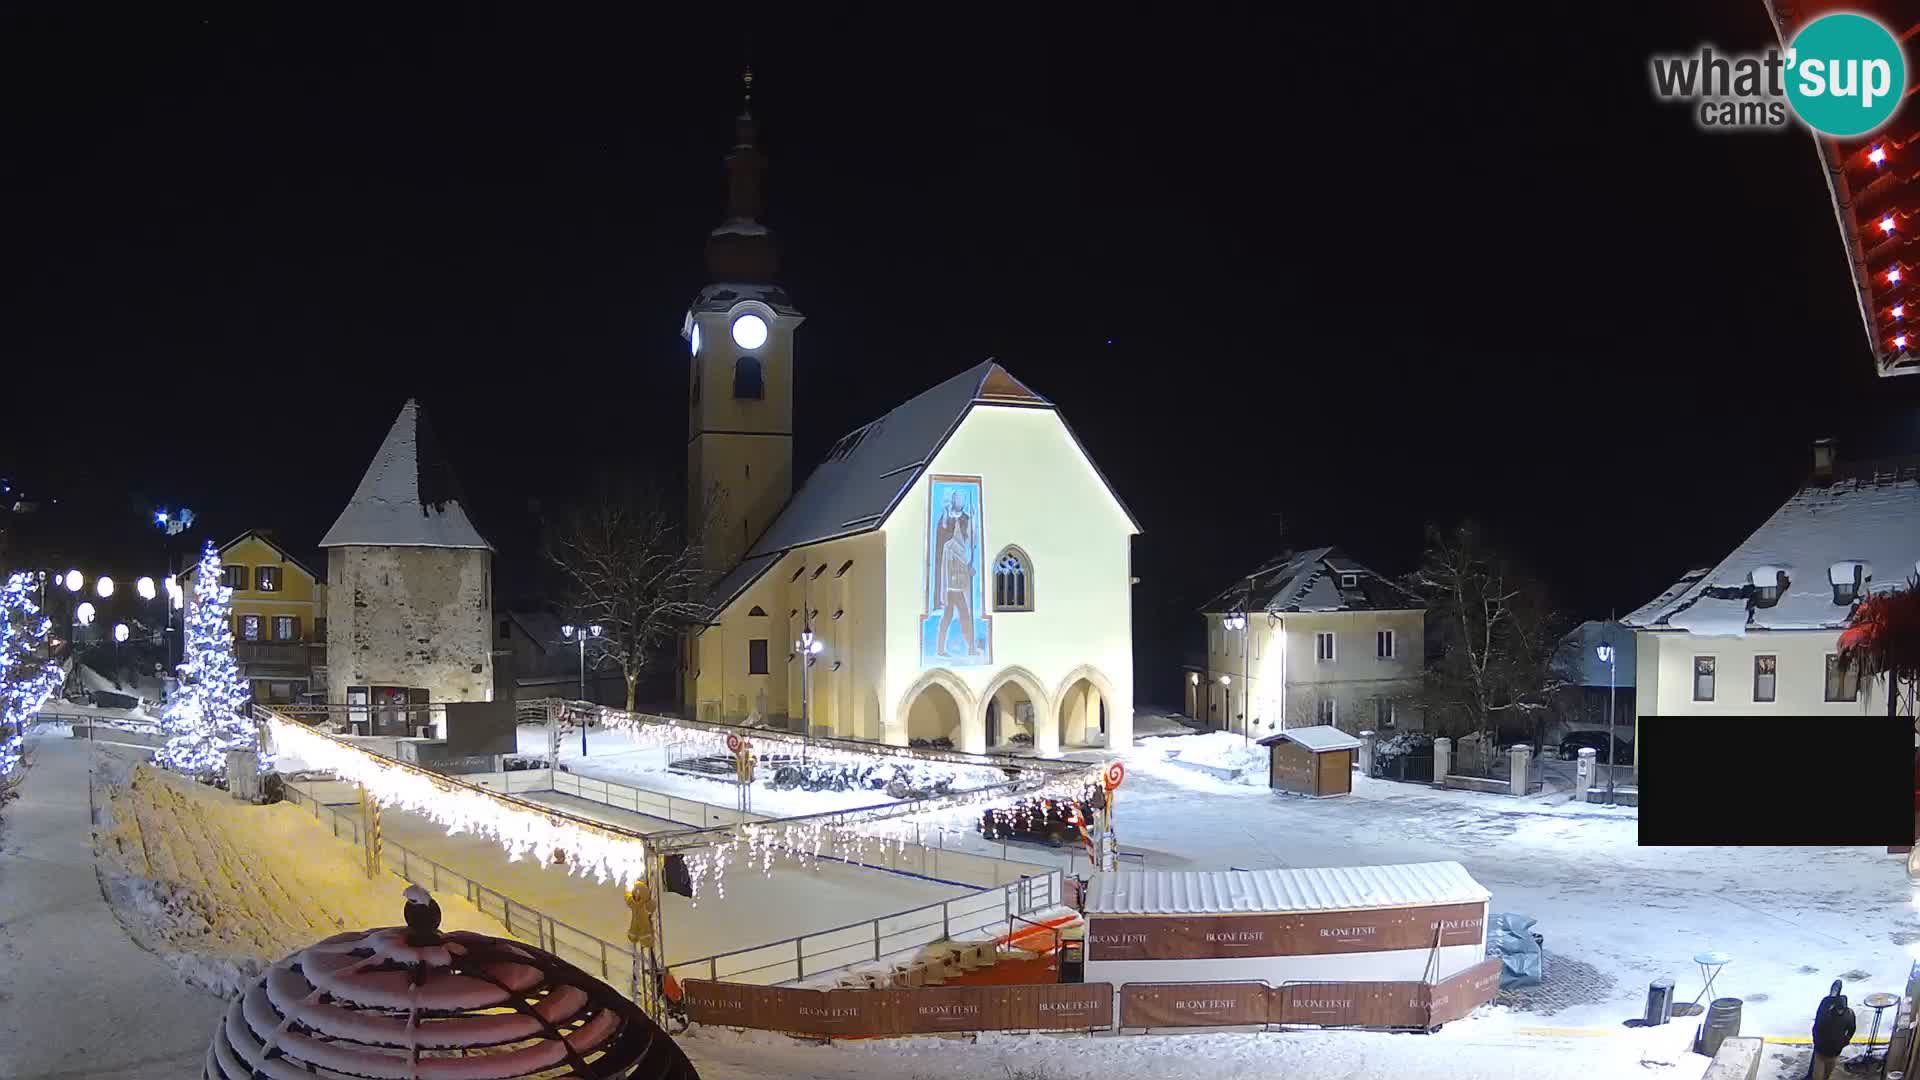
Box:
[682,958,1502,1037]
[682,979,1114,1036]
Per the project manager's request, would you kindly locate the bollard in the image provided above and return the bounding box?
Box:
[1434,738,1452,786]
[1576,747,1596,801]
[1508,743,1533,796]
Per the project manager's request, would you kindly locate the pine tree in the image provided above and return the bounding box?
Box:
[158,541,256,776]
[1,571,66,780]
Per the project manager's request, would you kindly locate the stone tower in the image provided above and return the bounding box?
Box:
[320,399,494,726]
[686,70,805,572]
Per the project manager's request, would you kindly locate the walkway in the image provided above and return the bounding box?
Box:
[0,736,225,1079]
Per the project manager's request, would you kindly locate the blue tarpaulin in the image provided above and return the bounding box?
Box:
[1489,912,1543,989]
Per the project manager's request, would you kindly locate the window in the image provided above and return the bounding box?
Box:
[748,638,769,675]
[272,616,298,642]
[1340,573,1359,588]
[1754,655,1777,702]
[1210,623,1221,653]
[315,617,328,641]
[256,566,282,592]
[1375,697,1396,728]
[733,355,764,399]
[222,564,248,591]
[1692,656,1716,701]
[1376,628,1396,659]
[499,619,511,639]
[1826,654,1861,702]
[811,564,827,580]
[239,614,264,642]
[1315,631,1336,662]
[993,547,1032,611]
[835,560,854,577]
[1315,698,1338,726]
[747,606,768,617]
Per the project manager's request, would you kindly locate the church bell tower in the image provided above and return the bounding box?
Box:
[686,69,804,573]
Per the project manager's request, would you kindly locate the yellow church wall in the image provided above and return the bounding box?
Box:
[880,403,1137,755]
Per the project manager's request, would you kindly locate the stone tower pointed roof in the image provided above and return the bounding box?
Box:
[319,399,492,550]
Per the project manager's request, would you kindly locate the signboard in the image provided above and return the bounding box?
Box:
[1119,982,1269,1028]
[1087,903,1486,962]
[1273,980,1430,1029]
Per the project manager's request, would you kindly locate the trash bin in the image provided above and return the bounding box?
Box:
[1646,979,1676,1026]
[1696,998,1742,1057]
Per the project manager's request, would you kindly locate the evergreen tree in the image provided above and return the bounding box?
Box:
[1,571,65,780]
[158,541,256,776]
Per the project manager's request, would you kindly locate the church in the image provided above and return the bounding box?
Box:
[681,88,1140,755]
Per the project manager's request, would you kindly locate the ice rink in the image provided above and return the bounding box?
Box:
[287,777,977,972]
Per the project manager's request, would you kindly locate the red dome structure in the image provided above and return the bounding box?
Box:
[205,888,698,1079]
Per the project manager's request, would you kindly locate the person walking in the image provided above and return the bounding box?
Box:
[1809,979,1857,1080]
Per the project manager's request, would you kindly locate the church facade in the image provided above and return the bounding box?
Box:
[681,94,1138,755]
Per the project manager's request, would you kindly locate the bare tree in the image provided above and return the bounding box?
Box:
[1406,521,1569,747]
[544,476,720,712]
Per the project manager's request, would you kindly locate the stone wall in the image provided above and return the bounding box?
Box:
[326,546,493,705]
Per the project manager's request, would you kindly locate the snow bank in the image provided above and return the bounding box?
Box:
[93,760,520,999]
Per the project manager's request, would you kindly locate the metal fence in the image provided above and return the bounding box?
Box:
[549,769,760,830]
[279,780,649,998]
[666,868,1059,986]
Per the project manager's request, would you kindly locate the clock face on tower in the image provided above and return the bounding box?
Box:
[690,322,702,356]
[731,313,769,351]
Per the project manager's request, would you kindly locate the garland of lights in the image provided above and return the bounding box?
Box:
[269,717,651,887]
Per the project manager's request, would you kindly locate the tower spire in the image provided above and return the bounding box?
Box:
[707,68,778,282]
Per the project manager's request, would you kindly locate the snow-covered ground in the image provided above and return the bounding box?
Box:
[94,751,519,998]
[676,1009,1714,1080]
[285,774,980,970]
[521,723,1010,818]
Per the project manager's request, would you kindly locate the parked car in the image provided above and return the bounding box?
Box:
[1559,730,1633,763]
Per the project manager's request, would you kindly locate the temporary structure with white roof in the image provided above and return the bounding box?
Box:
[1083,861,1491,989]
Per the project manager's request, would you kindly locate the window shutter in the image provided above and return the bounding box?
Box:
[290,616,302,642]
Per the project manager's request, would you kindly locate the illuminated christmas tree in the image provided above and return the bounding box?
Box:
[158,541,256,776]
[1,571,66,779]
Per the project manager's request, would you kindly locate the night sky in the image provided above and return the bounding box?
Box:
[6,3,1920,707]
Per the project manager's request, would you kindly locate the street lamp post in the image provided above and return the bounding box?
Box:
[1224,604,1250,745]
[1596,642,1618,806]
[560,623,602,756]
[153,507,194,668]
[797,619,823,762]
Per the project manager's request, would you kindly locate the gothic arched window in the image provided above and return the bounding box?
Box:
[993,546,1033,611]
[733,355,764,399]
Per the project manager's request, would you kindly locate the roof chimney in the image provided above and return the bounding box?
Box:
[1812,437,1836,482]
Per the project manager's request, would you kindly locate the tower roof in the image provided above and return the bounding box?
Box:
[319,399,492,551]
[705,68,780,283]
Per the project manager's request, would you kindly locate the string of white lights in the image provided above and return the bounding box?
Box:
[269,718,651,887]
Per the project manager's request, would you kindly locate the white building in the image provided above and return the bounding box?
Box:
[321,399,496,735]
[1623,440,1920,747]
[680,99,1140,755]
[1189,548,1426,738]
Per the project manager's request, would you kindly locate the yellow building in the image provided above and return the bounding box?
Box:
[178,529,328,704]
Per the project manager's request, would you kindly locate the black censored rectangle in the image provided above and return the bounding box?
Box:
[1637,716,1913,846]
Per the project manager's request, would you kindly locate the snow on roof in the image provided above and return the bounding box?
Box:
[1201,547,1419,615]
[1086,861,1488,916]
[1256,724,1362,752]
[1623,474,1920,633]
[703,361,1140,612]
[319,400,492,551]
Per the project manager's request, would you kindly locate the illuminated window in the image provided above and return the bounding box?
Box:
[1753,655,1776,703]
[239,614,264,642]
[1692,656,1715,701]
[1826,654,1861,702]
[272,616,298,642]
[256,566,282,592]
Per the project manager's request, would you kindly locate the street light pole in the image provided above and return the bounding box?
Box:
[1596,641,1618,807]
[560,623,602,757]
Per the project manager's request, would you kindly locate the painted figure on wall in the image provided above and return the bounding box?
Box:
[922,475,991,667]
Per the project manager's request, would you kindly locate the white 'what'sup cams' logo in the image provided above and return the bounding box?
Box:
[1651,13,1906,136]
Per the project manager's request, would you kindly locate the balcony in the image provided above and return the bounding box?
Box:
[235,642,315,674]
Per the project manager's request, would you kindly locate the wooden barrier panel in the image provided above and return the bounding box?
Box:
[1272,980,1430,1029]
[1427,957,1503,1025]
[682,980,1113,1036]
[1088,902,1487,961]
[1118,982,1271,1028]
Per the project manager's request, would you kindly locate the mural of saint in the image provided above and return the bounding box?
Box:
[922,476,991,667]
